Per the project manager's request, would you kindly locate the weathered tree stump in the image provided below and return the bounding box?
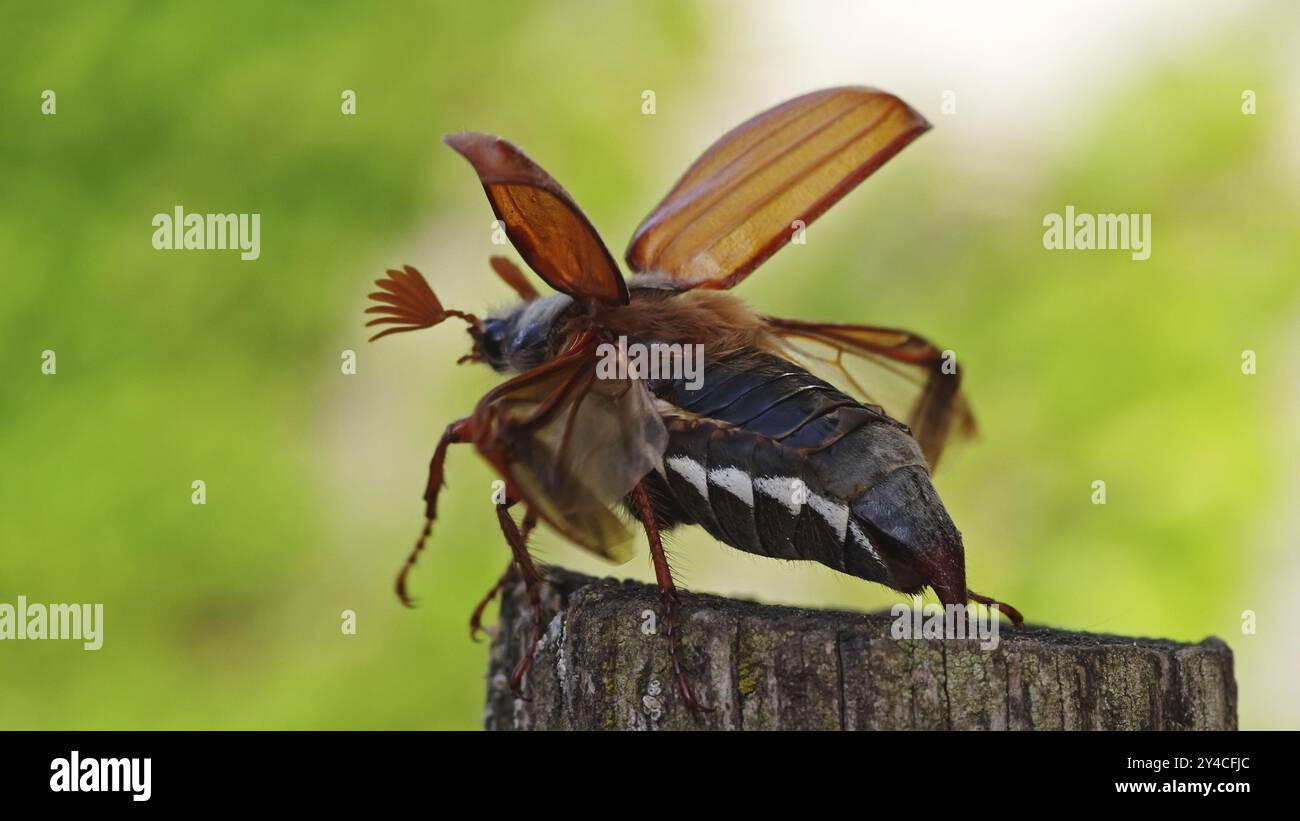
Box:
[483,568,1237,730]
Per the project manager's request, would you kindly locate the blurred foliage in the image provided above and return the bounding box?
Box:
[1,2,1295,729]
[0,0,709,729]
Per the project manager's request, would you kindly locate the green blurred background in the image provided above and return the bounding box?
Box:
[2,1,1297,729]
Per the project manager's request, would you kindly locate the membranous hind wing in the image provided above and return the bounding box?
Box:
[470,333,667,561]
[761,318,975,470]
[626,87,929,290]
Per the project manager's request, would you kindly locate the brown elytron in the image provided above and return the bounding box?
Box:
[366,87,1022,712]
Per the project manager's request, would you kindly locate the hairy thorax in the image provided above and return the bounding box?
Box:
[584,287,772,360]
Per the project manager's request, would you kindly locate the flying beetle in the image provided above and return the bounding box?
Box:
[366,87,1023,711]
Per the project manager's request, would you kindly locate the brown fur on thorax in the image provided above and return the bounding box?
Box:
[571,288,772,360]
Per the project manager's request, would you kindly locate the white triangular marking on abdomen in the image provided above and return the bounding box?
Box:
[708,466,753,507]
[754,475,801,515]
[666,455,708,500]
[806,492,849,543]
[849,519,883,564]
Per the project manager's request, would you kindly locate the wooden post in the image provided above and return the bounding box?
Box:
[484,568,1237,731]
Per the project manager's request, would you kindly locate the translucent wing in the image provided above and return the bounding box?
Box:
[626,87,930,290]
[445,132,628,306]
[471,335,667,560]
[761,317,975,470]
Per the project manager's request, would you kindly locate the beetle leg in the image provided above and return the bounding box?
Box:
[470,508,537,641]
[469,562,513,642]
[968,589,1025,628]
[395,417,473,607]
[631,481,706,715]
[496,502,546,699]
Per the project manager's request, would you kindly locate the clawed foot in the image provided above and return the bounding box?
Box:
[659,591,709,714]
[508,589,545,700]
[968,589,1025,628]
[469,562,513,641]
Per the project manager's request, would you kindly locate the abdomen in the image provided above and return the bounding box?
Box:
[633,347,951,593]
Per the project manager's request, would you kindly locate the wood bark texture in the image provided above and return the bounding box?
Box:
[484,568,1237,731]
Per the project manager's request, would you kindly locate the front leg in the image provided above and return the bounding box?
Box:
[395,416,473,607]
[630,481,706,714]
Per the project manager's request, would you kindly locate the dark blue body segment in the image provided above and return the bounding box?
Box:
[636,348,958,594]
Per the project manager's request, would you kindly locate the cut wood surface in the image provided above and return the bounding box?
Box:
[484,568,1237,731]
